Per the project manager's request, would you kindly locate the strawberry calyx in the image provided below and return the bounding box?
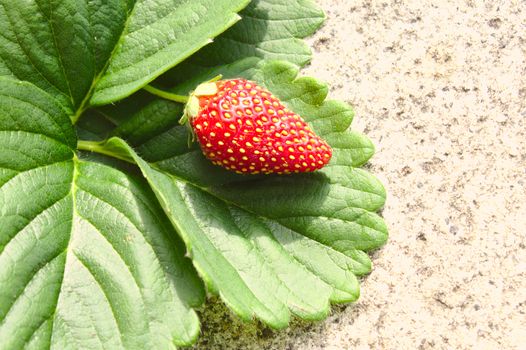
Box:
[180,82,218,126]
[180,77,223,145]
[179,82,218,144]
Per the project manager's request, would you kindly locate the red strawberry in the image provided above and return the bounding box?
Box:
[182,78,332,175]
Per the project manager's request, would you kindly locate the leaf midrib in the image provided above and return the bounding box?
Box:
[40,0,75,108]
[71,2,139,122]
[0,3,70,106]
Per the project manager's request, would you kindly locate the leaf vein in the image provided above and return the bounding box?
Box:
[0,193,70,256]
[175,183,282,318]
[0,3,70,105]
[72,251,126,348]
[0,250,66,328]
[35,1,75,107]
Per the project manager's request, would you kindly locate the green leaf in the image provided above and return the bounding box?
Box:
[98,60,387,329]
[199,0,324,66]
[0,78,204,348]
[159,0,325,85]
[1,0,387,343]
[0,0,250,112]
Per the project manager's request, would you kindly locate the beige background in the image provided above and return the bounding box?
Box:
[192,1,526,348]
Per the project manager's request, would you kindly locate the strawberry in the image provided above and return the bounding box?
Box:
[182,78,332,175]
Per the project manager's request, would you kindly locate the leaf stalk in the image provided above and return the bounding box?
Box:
[77,140,136,164]
[143,85,189,103]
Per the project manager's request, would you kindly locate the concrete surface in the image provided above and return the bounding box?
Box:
[192,1,526,348]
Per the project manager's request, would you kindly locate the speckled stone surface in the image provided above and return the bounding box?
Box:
[191,1,526,348]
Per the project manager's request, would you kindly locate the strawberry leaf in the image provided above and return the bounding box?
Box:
[102,60,387,328]
[1,0,388,343]
[0,0,250,111]
[160,0,325,86]
[0,78,204,348]
[196,0,324,66]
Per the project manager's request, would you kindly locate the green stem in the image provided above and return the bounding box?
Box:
[143,85,189,103]
[71,106,86,125]
[208,74,223,83]
[77,140,136,164]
